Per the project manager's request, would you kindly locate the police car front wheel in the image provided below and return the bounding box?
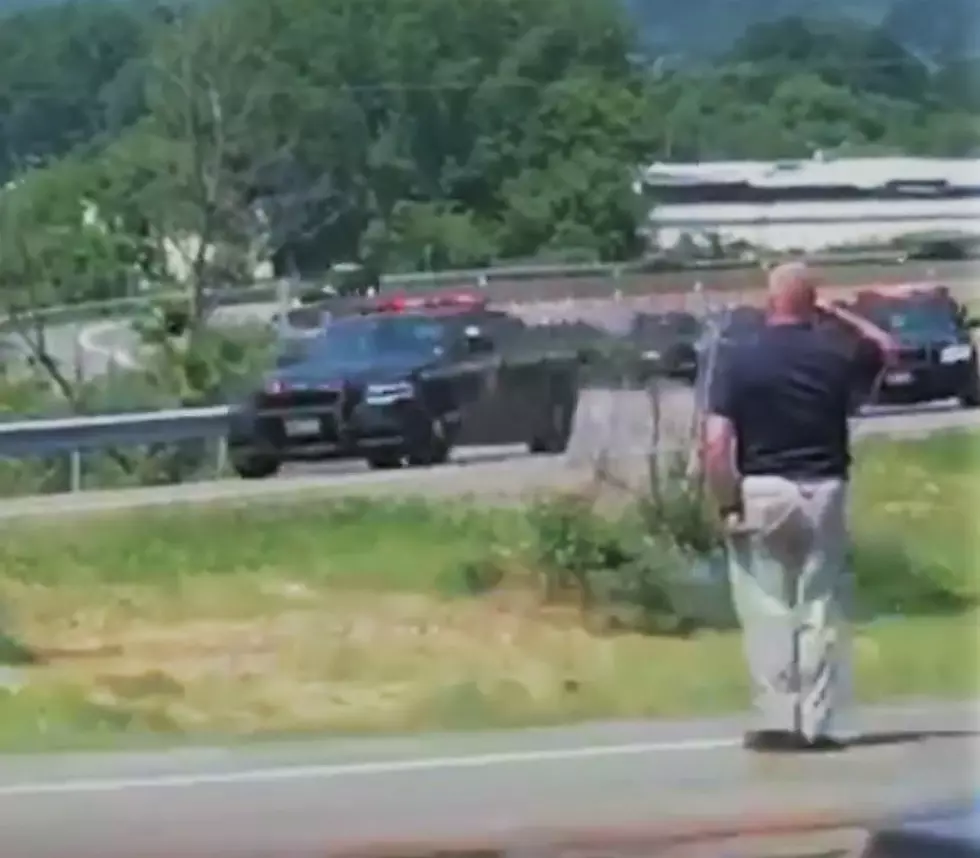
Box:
[529,394,574,454]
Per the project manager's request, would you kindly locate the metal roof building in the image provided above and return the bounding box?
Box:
[638,156,980,191]
[637,156,980,251]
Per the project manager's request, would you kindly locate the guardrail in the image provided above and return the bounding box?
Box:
[0,406,232,493]
[0,393,976,498]
[0,406,230,458]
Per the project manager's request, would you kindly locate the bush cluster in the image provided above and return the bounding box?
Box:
[460,388,973,636]
[471,484,972,637]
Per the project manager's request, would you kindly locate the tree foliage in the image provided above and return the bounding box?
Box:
[0,1,975,285]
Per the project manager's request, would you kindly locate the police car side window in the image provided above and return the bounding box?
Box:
[482,314,524,347]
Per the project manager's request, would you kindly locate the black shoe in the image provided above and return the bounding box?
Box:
[743,730,848,753]
[802,734,847,752]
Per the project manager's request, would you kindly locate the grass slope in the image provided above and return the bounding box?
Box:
[0,431,974,749]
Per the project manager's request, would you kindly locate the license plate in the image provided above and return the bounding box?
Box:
[284,418,321,437]
[886,371,913,385]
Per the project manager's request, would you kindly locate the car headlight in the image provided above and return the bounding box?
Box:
[364,380,415,404]
[940,344,973,364]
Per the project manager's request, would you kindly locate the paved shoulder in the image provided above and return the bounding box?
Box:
[1,700,975,857]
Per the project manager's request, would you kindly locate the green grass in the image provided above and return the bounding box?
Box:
[0,432,974,750]
[851,430,978,604]
[0,498,517,592]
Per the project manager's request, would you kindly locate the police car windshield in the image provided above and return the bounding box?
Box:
[868,303,958,336]
[304,316,449,363]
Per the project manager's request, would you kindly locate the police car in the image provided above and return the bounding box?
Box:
[846,284,980,409]
[226,289,581,478]
[627,310,702,382]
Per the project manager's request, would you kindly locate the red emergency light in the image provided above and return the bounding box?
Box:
[366,289,489,314]
[851,282,949,304]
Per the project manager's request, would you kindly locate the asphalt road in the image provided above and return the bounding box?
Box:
[1,699,975,857]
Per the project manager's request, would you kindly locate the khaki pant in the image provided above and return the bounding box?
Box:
[726,476,852,739]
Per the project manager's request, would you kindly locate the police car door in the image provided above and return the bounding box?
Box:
[450,321,509,446]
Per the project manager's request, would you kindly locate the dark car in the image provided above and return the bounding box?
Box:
[226,291,581,478]
[861,798,980,857]
[849,287,980,409]
[628,310,702,382]
[692,304,765,384]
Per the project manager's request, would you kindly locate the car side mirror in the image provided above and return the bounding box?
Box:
[463,325,494,355]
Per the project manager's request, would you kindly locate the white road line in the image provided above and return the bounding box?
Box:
[0,736,739,797]
[76,320,138,370]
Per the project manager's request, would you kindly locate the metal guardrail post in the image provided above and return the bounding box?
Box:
[69,450,82,492]
[215,437,228,477]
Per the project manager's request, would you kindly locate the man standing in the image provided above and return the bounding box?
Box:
[701,262,897,752]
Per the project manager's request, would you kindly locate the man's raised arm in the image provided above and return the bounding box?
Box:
[816,298,899,367]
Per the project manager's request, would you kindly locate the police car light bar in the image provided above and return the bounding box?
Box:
[367,290,489,313]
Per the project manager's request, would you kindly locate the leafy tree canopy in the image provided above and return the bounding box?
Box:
[0,0,975,285]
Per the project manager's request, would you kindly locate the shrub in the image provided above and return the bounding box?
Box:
[525,488,715,635]
[462,349,974,635]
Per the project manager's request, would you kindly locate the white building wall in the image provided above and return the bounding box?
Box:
[641,156,980,251]
[650,198,980,251]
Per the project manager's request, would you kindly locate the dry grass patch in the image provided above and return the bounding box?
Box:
[3,575,976,744]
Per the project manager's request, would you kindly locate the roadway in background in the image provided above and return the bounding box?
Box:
[0,390,975,521]
[0,259,972,518]
[70,260,980,377]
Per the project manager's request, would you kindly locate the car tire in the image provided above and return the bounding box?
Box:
[231,452,281,480]
[959,376,980,408]
[406,417,451,467]
[529,387,576,454]
[366,451,403,469]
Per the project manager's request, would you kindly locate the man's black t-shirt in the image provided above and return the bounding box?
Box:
[708,321,884,480]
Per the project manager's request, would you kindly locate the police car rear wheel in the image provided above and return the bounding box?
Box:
[406,418,451,467]
[231,453,281,480]
[366,451,403,469]
[959,380,980,408]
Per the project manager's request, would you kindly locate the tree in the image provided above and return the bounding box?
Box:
[0,1,155,183]
[0,156,139,402]
[93,5,319,341]
[726,16,933,105]
[161,0,652,273]
[636,14,978,162]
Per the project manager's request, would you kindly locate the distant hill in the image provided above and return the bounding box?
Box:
[2,0,975,64]
[624,0,976,62]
